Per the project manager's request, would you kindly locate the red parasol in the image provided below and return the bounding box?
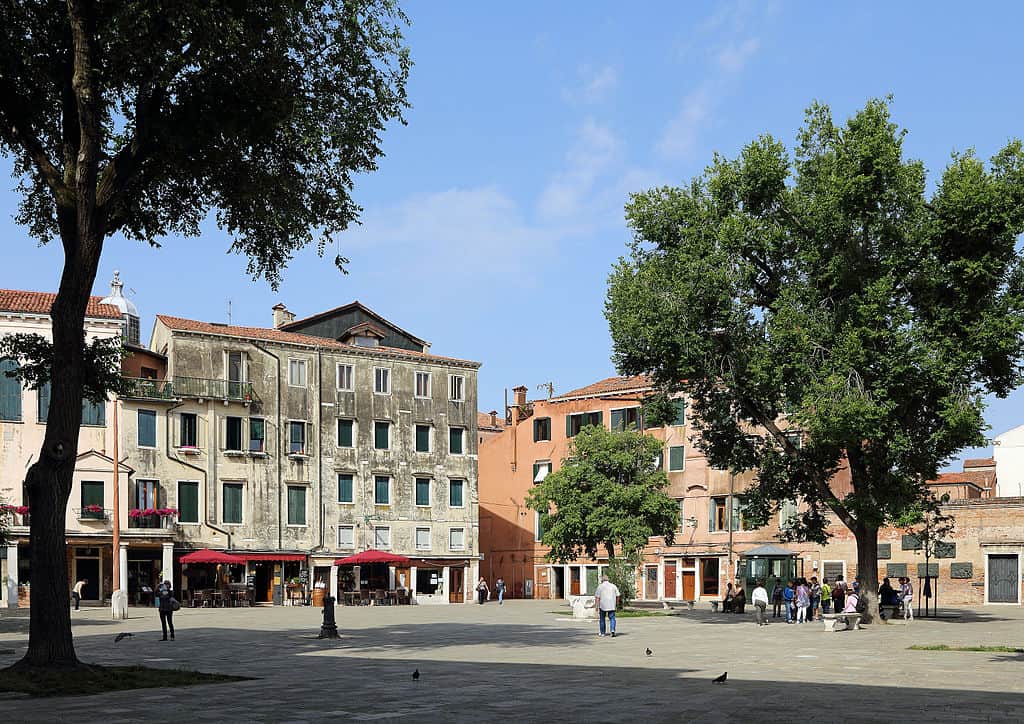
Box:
[333,549,412,566]
[179,548,247,565]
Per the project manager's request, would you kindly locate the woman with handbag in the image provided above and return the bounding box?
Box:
[156,579,178,640]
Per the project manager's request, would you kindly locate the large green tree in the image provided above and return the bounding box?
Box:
[606,99,1024,622]
[526,425,679,564]
[0,0,409,668]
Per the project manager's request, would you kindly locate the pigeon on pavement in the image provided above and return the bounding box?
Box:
[114,632,133,643]
[712,672,728,684]
[412,669,420,681]
[645,648,652,656]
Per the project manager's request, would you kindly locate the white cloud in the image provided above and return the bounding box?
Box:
[564,64,620,104]
[538,119,622,219]
[717,38,760,73]
[656,86,712,160]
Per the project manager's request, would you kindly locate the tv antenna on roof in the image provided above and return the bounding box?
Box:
[227,299,232,325]
[537,382,554,399]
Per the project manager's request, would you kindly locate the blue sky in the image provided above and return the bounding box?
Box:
[2,1,1023,469]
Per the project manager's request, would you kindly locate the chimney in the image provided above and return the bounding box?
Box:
[272,303,295,329]
[489,410,498,427]
[512,385,528,407]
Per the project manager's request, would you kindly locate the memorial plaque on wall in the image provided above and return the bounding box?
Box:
[949,562,973,579]
[877,543,891,560]
[934,541,956,559]
[917,563,939,578]
[901,534,921,551]
[886,563,907,578]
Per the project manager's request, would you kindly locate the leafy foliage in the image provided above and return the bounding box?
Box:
[526,425,679,562]
[0,334,127,403]
[605,557,637,606]
[607,99,1024,550]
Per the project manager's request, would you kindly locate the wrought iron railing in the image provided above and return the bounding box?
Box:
[75,507,111,522]
[121,377,178,400]
[172,376,254,401]
[128,514,177,530]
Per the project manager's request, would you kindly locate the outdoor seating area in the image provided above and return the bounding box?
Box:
[340,589,412,606]
[190,588,253,607]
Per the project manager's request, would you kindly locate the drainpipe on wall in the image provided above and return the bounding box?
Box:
[163,401,228,549]
[317,346,324,550]
[251,342,283,551]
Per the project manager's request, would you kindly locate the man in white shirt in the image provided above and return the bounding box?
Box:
[593,575,620,637]
[71,578,87,611]
[751,580,769,626]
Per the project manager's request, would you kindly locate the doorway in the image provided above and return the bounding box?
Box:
[74,557,101,601]
[987,555,1020,603]
[448,567,464,603]
[252,562,274,603]
[664,561,677,599]
[552,567,564,599]
[585,566,599,595]
[644,565,659,599]
[569,566,581,596]
[682,570,696,600]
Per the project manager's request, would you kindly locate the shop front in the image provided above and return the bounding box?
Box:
[410,558,472,604]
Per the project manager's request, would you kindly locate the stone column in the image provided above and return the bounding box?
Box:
[161,543,174,588]
[5,544,17,608]
[111,542,129,619]
[119,542,129,593]
[410,565,417,597]
[441,566,450,603]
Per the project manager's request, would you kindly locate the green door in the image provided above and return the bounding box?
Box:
[586,566,599,594]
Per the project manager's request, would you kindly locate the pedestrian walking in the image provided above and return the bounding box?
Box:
[476,577,489,605]
[831,574,847,612]
[796,579,810,623]
[156,580,176,641]
[593,575,620,637]
[71,578,87,611]
[820,577,832,614]
[751,580,769,626]
[495,577,506,605]
[783,580,796,623]
[770,577,784,618]
[900,577,914,621]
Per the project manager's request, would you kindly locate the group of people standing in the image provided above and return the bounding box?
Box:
[748,573,915,625]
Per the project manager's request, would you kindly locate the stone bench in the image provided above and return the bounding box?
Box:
[879,604,901,621]
[568,595,597,620]
[822,612,862,632]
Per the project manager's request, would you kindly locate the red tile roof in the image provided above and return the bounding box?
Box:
[551,375,652,401]
[0,289,122,319]
[963,458,995,468]
[155,315,479,366]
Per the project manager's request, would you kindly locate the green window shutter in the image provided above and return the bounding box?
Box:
[610,410,624,431]
[672,400,686,426]
[287,486,306,526]
[0,359,22,421]
[668,445,685,471]
[450,480,464,507]
[338,474,353,503]
[708,498,717,532]
[226,417,243,450]
[415,478,430,506]
[249,418,265,452]
[374,476,389,505]
[374,421,389,449]
[449,427,463,455]
[138,410,157,447]
[82,399,105,426]
[37,381,51,423]
[592,411,603,427]
[223,484,243,523]
[415,424,430,452]
[566,415,574,437]
[338,419,353,447]
[178,482,199,523]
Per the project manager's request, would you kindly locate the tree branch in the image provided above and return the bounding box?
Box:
[0,81,74,207]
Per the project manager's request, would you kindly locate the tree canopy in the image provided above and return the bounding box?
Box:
[526,425,679,562]
[606,98,1024,617]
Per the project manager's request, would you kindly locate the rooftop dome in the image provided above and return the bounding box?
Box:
[99,271,139,317]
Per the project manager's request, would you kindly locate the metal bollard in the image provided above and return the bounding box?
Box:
[318,596,339,639]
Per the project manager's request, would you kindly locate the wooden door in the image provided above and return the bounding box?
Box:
[682,571,696,600]
[449,567,464,603]
[570,567,581,596]
[644,566,659,599]
[664,561,677,599]
[395,566,411,591]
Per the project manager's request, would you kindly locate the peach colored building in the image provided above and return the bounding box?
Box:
[479,375,1024,606]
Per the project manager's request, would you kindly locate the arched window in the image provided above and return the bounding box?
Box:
[0,358,22,421]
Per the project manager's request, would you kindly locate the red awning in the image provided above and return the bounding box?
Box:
[236,553,307,562]
[179,549,247,565]
[334,549,412,566]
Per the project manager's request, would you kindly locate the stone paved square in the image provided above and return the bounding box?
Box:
[2,601,1023,722]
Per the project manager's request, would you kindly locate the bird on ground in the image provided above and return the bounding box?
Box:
[645,648,652,656]
[412,669,420,681]
[712,672,728,684]
[114,632,133,643]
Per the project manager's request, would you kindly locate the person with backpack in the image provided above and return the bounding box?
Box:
[831,574,847,612]
[770,577,784,619]
[809,576,822,621]
[156,579,177,641]
[820,577,832,614]
[783,580,796,623]
[900,577,914,621]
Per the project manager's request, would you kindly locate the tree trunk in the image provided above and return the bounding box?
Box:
[853,523,880,624]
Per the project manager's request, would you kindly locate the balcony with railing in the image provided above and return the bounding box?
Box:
[122,377,178,401]
[128,508,179,531]
[121,376,256,403]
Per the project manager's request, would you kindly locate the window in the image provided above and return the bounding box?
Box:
[374,367,391,394]
[701,558,720,596]
[415,424,431,452]
[783,431,802,449]
[416,527,431,550]
[126,314,141,345]
[289,421,307,455]
[668,445,685,472]
[249,418,265,453]
[287,486,306,526]
[81,398,105,426]
[449,479,464,508]
[37,381,50,422]
[222,483,243,524]
[449,528,465,550]
[136,479,159,509]
[288,359,307,387]
[415,477,431,506]
[535,511,545,542]
[610,407,640,431]
[374,476,390,505]
[415,371,431,398]
[178,481,199,523]
[779,498,798,530]
[0,358,21,421]
[449,426,464,455]
[227,351,244,397]
[338,473,354,503]
[180,413,198,448]
[709,496,743,532]
[670,399,686,427]
[533,461,551,484]
[337,419,354,448]
[225,416,243,451]
[449,375,465,402]
[566,411,602,437]
[533,417,551,442]
[81,480,104,518]
[374,526,391,548]
[337,525,354,548]
[138,409,157,447]
[374,421,390,450]
[336,363,354,391]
